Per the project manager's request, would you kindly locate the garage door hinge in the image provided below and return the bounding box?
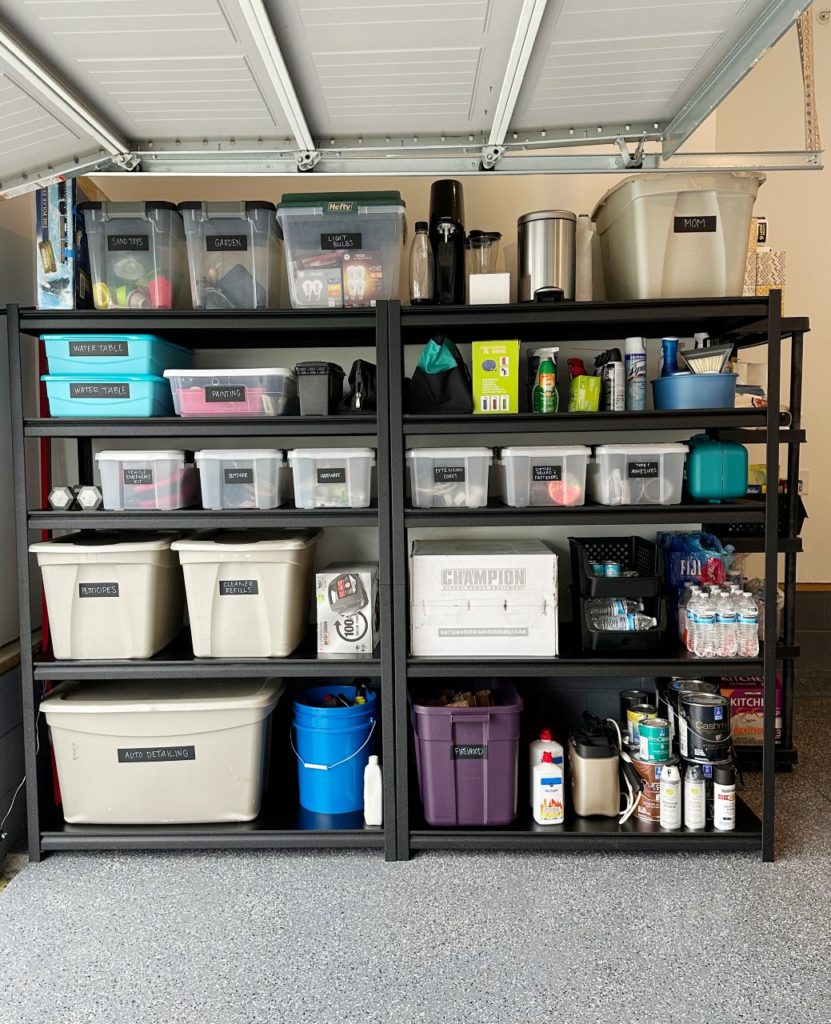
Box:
[295,150,321,172]
[112,153,140,172]
[481,145,505,170]
[616,136,646,169]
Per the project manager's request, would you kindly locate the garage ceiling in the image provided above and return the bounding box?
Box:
[0,0,820,195]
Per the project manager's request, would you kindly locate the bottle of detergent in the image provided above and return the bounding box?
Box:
[529,728,564,806]
[363,755,383,826]
[532,752,565,825]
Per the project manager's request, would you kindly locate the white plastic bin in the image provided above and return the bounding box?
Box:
[195,449,285,510]
[172,530,320,657]
[29,533,184,659]
[164,368,297,417]
[406,448,492,508]
[179,201,284,309]
[592,173,764,300]
[287,448,375,509]
[95,450,199,511]
[499,445,591,507]
[41,678,284,823]
[588,443,688,506]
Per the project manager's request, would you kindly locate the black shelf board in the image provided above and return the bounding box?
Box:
[735,746,799,771]
[28,505,378,530]
[726,537,803,554]
[40,827,384,851]
[25,415,377,438]
[404,409,769,434]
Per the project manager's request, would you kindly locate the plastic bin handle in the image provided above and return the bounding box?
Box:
[290,718,376,771]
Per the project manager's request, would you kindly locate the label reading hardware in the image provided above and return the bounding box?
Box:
[628,461,659,478]
[452,745,487,759]
[79,583,119,598]
[69,341,128,357]
[532,465,562,482]
[224,468,254,484]
[673,216,717,233]
[70,382,130,399]
[317,467,346,484]
[219,580,258,596]
[321,232,362,250]
[205,385,246,403]
[107,235,149,251]
[123,468,153,485]
[118,746,195,763]
[207,235,248,252]
[433,466,465,483]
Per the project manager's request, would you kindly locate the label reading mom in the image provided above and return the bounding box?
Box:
[673,216,717,233]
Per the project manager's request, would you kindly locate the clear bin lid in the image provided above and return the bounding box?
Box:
[406,447,493,459]
[42,374,166,383]
[287,448,375,461]
[40,333,188,353]
[171,529,321,551]
[593,443,689,454]
[163,367,294,379]
[96,450,187,462]
[29,531,177,554]
[41,678,285,715]
[499,445,590,458]
[195,449,283,461]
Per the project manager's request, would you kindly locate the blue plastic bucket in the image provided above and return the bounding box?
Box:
[292,686,377,814]
[651,372,737,410]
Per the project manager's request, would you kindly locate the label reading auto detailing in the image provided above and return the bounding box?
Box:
[205,385,246,403]
[206,235,248,252]
[452,745,487,760]
[219,580,258,596]
[107,235,149,251]
[69,341,128,357]
[532,465,562,482]
[317,467,346,484]
[118,746,195,763]
[321,232,362,250]
[628,461,659,478]
[224,468,254,484]
[123,468,153,485]
[433,466,465,483]
[79,583,119,598]
[673,216,717,233]
[70,382,130,399]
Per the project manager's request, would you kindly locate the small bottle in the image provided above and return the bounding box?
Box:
[363,755,383,826]
[409,221,434,305]
[712,764,736,831]
[586,598,644,617]
[684,764,706,830]
[532,751,564,825]
[660,337,679,377]
[590,612,657,632]
[659,763,682,830]
[528,728,564,808]
[532,357,558,414]
[624,336,647,411]
[715,589,738,658]
[737,591,760,657]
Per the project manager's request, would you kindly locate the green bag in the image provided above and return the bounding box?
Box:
[407,336,473,414]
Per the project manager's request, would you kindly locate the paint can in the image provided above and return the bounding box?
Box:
[630,753,679,822]
[677,693,732,762]
[661,679,719,745]
[620,689,650,726]
[638,717,670,763]
[626,703,656,749]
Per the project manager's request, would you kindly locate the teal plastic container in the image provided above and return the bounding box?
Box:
[42,374,174,418]
[686,434,748,502]
[42,333,192,377]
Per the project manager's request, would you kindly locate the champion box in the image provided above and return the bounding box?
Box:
[316,563,380,658]
[410,539,558,658]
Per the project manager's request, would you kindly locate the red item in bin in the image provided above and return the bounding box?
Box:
[176,386,268,417]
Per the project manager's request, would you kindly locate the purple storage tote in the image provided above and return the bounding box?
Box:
[410,682,522,826]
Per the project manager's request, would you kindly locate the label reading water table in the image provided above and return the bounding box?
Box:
[207,235,248,252]
[70,382,130,399]
[107,235,149,251]
[673,216,717,233]
[628,461,659,478]
[219,580,258,596]
[205,385,246,403]
[69,341,128,357]
[317,467,346,484]
[452,745,487,759]
[532,465,561,482]
[117,746,195,763]
[79,583,119,598]
[123,468,153,485]
[434,466,465,483]
[224,468,254,484]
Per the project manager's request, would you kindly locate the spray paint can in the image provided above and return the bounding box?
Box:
[713,763,737,831]
[624,336,646,411]
[684,763,706,830]
[659,763,682,830]
[596,348,625,412]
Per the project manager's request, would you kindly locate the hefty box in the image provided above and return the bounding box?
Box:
[35,179,96,309]
[410,539,558,657]
[316,563,379,657]
[719,675,783,745]
[472,340,520,414]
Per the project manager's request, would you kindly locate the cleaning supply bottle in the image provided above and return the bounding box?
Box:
[529,728,564,806]
[624,336,647,410]
[660,337,679,377]
[532,752,564,825]
[532,357,557,414]
[363,754,382,826]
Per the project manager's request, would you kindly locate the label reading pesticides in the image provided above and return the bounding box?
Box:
[433,466,465,483]
[321,232,362,250]
[123,468,153,485]
[79,583,119,598]
[224,468,254,484]
[219,580,258,596]
[317,467,346,484]
[70,382,130,399]
[628,461,659,478]
[117,746,195,763]
[532,465,562,482]
[107,235,150,251]
[206,235,248,252]
[452,745,487,759]
[69,341,128,357]
[673,216,717,233]
[205,385,246,403]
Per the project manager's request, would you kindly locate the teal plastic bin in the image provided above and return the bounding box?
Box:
[42,333,191,377]
[42,374,174,418]
[686,434,748,502]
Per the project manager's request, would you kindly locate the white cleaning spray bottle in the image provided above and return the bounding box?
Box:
[363,755,382,826]
[532,752,565,825]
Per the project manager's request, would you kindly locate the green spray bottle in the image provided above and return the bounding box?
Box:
[532,357,558,414]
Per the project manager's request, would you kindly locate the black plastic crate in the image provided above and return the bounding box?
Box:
[295,361,345,415]
[569,536,665,598]
[722,493,808,539]
[572,586,666,652]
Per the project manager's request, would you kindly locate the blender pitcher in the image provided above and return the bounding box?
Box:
[467,231,501,274]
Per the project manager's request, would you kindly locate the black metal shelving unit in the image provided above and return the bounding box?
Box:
[387,293,807,862]
[7,304,397,861]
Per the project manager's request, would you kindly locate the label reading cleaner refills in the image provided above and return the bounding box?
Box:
[532,465,562,482]
[434,466,465,483]
[628,461,659,478]
[317,467,346,484]
[452,745,487,759]
[205,385,246,403]
[673,216,717,233]
[219,580,258,596]
[69,341,128,357]
[107,235,150,251]
[70,382,130,399]
[123,468,153,485]
[117,746,195,763]
[79,583,119,598]
[224,468,254,484]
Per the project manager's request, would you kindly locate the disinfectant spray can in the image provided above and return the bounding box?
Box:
[624,336,646,411]
[659,763,682,830]
[712,763,736,831]
[684,763,706,830]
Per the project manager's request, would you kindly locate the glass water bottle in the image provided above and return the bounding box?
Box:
[409,221,434,304]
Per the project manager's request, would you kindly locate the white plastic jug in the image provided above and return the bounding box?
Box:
[529,728,564,807]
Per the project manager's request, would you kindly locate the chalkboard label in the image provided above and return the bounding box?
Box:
[118,746,195,763]
[205,385,246,403]
[70,382,130,399]
[532,465,562,482]
[79,583,119,598]
[321,232,362,250]
[207,235,248,252]
[107,234,149,251]
[628,461,659,478]
[123,468,153,485]
[317,467,346,484]
[673,216,717,233]
[434,466,465,483]
[69,341,128,357]
[452,745,487,760]
[219,580,258,596]
[224,467,254,484]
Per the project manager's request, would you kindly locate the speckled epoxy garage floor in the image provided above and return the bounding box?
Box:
[0,691,829,1024]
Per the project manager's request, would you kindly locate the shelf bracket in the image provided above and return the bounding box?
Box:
[616,135,646,169]
[295,149,321,172]
[480,145,505,171]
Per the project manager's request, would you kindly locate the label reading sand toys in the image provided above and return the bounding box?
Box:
[107,235,149,251]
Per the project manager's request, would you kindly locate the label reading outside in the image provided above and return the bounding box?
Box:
[452,745,487,759]
[317,467,346,484]
[673,216,717,233]
[224,467,254,484]
[628,461,659,478]
[433,466,465,483]
[206,235,248,252]
[107,234,149,251]
[321,232,362,250]
[205,385,246,403]
[219,580,258,596]
[69,341,128,357]
[118,746,195,763]
[532,465,562,482]
[79,583,119,598]
[70,382,130,399]
[123,468,153,485]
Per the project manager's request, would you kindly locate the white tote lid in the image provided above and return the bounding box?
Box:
[96,450,187,462]
[41,678,285,715]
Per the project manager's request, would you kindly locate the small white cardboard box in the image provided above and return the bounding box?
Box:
[410,539,558,657]
[316,563,379,657]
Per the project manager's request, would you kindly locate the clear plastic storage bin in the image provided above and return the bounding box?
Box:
[172,530,320,658]
[179,201,283,309]
[78,201,189,310]
[276,191,405,309]
[499,445,591,507]
[29,532,184,659]
[588,443,688,505]
[287,448,375,509]
[164,368,297,417]
[95,450,199,511]
[41,333,192,377]
[195,449,285,510]
[406,448,492,508]
[42,678,284,824]
[41,374,173,418]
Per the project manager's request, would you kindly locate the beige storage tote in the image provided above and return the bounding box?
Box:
[41,678,284,823]
[172,530,320,658]
[29,532,183,659]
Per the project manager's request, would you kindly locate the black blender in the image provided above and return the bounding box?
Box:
[429,179,465,305]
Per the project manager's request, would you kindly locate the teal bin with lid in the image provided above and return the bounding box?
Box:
[42,374,174,418]
[686,434,748,503]
[42,333,191,377]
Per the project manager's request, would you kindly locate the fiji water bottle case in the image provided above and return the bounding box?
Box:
[686,435,748,503]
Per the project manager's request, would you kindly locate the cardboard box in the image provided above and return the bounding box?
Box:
[468,272,510,304]
[747,215,767,251]
[410,539,558,657]
[743,250,757,297]
[472,339,520,414]
[316,563,379,657]
[754,247,786,311]
[35,179,95,309]
[342,250,384,308]
[719,675,782,745]
[291,255,343,308]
